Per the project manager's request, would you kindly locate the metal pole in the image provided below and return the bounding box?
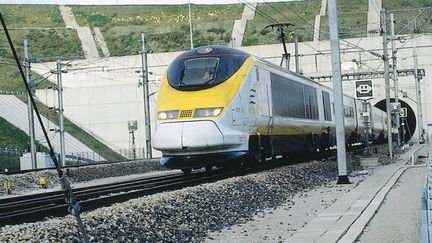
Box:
[24,39,37,169]
[294,32,300,73]
[363,100,370,156]
[414,47,424,143]
[141,33,152,159]
[390,13,401,148]
[56,60,66,166]
[131,130,136,160]
[188,0,194,50]
[381,9,393,158]
[328,0,349,184]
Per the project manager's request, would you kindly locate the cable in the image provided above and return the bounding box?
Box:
[396,7,432,36]
[278,0,383,61]
[266,0,381,71]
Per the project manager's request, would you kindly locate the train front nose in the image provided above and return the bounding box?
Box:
[153,120,224,151]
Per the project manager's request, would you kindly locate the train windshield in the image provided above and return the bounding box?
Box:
[180,58,219,86]
[167,46,250,91]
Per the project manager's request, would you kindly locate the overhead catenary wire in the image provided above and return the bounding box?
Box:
[255,0,380,71]
[239,0,330,60]
[275,1,432,75]
[395,6,432,36]
[276,0,384,59]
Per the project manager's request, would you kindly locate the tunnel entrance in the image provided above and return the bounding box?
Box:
[374,99,416,143]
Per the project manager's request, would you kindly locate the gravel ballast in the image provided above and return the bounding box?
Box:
[0,159,164,195]
[0,151,369,242]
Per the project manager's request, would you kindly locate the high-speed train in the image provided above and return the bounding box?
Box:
[153,46,387,174]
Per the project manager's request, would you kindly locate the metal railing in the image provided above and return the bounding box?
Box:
[0,146,159,172]
[68,147,153,162]
[422,144,432,243]
[0,147,27,154]
[0,147,28,171]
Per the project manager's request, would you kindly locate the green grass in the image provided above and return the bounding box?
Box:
[0,29,84,59]
[0,117,48,171]
[0,28,84,93]
[243,1,321,46]
[0,64,57,94]
[72,4,242,54]
[72,4,242,27]
[0,117,31,148]
[383,0,432,9]
[383,0,432,34]
[103,21,234,54]
[319,0,432,39]
[0,5,64,28]
[0,153,20,171]
[0,9,82,90]
[320,0,369,40]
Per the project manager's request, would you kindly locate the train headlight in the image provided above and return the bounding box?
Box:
[158,110,179,120]
[193,107,223,117]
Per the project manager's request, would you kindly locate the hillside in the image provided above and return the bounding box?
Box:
[71,4,243,54]
[0,117,39,171]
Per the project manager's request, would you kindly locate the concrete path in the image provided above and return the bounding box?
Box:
[59,5,78,29]
[0,95,104,161]
[314,15,321,42]
[287,145,425,242]
[59,5,99,59]
[94,27,110,57]
[357,166,424,242]
[230,2,257,48]
[314,0,327,41]
[367,0,382,36]
[76,27,100,59]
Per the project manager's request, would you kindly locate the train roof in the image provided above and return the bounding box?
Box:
[175,45,314,85]
[252,55,321,85]
[173,45,358,101]
[173,45,251,60]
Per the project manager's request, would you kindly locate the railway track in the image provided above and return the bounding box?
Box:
[0,170,233,226]
[0,145,366,227]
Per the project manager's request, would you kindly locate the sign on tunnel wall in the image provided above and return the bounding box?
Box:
[355,80,373,99]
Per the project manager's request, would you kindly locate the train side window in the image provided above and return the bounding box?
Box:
[270,73,305,118]
[303,85,319,120]
[322,91,332,121]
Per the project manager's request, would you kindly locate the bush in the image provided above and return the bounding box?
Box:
[242,37,259,46]
[207,27,225,34]
[259,28,270,35]
[87,14,112,26]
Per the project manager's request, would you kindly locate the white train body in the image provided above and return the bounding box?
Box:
[153,46,387,170]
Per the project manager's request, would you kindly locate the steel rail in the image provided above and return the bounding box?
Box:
[0,171,230,226]
[0,145,366,227]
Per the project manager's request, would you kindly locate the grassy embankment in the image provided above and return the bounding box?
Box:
[242,1,321,46]
[71,4,243,55]
[383,0,432,34]
[0,117,34,171]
